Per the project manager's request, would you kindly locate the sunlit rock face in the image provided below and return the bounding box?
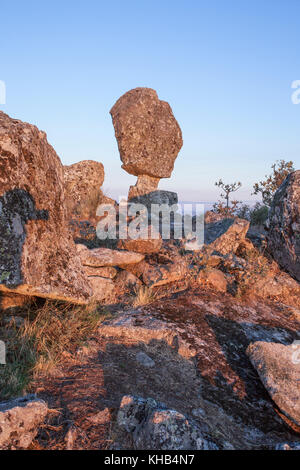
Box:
[64,160,105,220]
[0,111,92,303]
[110,87,183,197]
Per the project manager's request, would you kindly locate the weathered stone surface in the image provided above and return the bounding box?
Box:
[247,341,300,427]
[99,297,300,449]
[198,268,227,293]
[110,88,183,179]
[83,266,117,279]
[274,442,300,450]
[246,271,300,304]
[114,270,142,295]
[64,160,105,220]
[124,258,188,288]
[0,111,91,303]
[204,211,229,224]
[117,395,218,450]
[205,218,250,255]
[0,292,32,311]
[128,175,160,200]
[0,394,48,449]
[88,276,115,302]
[77,244,144,267]
[129,189,178,208]
[267,170,300,282]
[117,226,162,254]
[135,351,155,368]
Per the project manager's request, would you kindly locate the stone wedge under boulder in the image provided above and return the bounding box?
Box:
[267,170,300,282]
[0,111,91,303]
[0,395,48,449]
[247,341,300,427]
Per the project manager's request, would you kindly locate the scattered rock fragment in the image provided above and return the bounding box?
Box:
[136,351,155,368]
[117,395,218,450]
[0,395,48,450]
[198,268,227,293]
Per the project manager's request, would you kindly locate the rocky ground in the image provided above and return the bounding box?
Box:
[1,91,300,450]
[23,286,299,450]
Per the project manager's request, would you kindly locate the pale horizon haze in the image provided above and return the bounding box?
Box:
[1,0,300,202]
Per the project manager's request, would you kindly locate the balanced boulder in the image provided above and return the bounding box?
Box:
[110,87,183,197]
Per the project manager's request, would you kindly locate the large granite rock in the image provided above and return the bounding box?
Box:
[0,112,91,303]
[267,170,300,282]
[64,160,105,220]
[0,395,48,449]
[247,341,300,427]
[110,88,183,179]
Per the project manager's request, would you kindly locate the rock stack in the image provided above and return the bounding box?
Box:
[110,87,183,203]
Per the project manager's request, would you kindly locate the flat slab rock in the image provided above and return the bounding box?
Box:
[76,244,144,267]
[0,394,48,449]
[247,341,300,427]
[98,292,300,449]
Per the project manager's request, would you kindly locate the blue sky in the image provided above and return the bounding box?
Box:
[1,0,300,202]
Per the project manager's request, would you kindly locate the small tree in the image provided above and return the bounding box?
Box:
[214,179,242,216]
[253,159,295,207]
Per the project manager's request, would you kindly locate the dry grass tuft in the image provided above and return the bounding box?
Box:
[132,285,156,307]
[0,300,109,400]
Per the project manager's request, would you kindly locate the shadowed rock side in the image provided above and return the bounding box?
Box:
[267,170,300,282]
[0,111,92,303]
[0,189,48,288]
